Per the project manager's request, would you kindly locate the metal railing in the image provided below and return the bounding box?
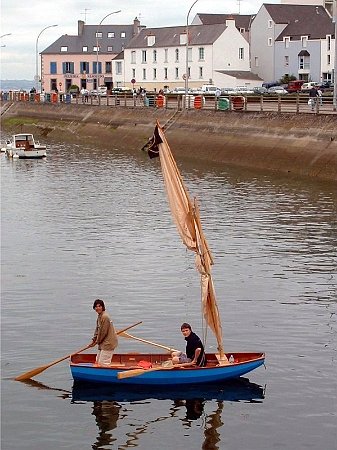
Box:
[1,91,336,115]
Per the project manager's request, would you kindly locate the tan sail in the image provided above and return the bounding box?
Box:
[156,121,226,360]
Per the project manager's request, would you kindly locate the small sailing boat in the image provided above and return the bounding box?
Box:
[70,121,265,385]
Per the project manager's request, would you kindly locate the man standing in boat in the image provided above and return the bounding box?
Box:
[172,323,206,367]
[89,299,118,366]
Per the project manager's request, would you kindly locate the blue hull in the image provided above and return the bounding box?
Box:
[70,353,265,386]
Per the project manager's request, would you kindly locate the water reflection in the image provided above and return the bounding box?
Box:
[71,379,264,449]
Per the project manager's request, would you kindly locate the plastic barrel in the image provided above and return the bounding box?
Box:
[45,93,51,103]
[51,93,58,103]
[156,95,164,108]
[218,97,229,111]
[35,94,40,103]
[232,96,245,110]
[194,95,203,109]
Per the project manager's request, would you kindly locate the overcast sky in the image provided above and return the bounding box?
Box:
[0,0,274,80]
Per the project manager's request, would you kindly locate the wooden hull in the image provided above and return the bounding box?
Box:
[70,352,265,386]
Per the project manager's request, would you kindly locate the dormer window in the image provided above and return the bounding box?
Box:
[284,37,290,48]
[147,35,155,46]
[61,46,68,52]
[108,32,115,38]
[180,33,187,45]
[95,32,103,38]
[301,36,308,48]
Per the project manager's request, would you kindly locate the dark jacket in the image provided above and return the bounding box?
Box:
[185,331,206,367]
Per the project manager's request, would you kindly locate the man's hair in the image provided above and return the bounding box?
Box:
[93,299,105,311]
[181,322,191,331]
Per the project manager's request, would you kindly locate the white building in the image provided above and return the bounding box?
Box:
[114,19,261,91]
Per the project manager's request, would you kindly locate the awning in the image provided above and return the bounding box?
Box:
[298,50,310,56]
[104,77,113,82]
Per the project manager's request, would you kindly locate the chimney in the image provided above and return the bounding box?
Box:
[78,20,85,36]
[133,17,141,36]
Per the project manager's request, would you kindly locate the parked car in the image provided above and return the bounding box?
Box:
[267,86,288,95]
[287,80,304,93]
[233,86,255,94]
[301,82,320,92]
[253,86,268,94]
[221,87,236,95]
[97,86,108,96]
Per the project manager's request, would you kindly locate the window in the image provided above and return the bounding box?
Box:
[239,48,244,59]
[62,62,74,74]
[82,46,88,52]
[268,20,273,28]
[284,37,290,48]
[164,67,168,79]
[187,47,192,62]
[327,54,331,65]
[301,36,308,48]
[327,35,331,51]
[93,62,102,74]
[284,56,289,67]
[50,62,57,74]
[105,61,112,73]
[153,49,157,63]
[107,46,113,52]
[268,38,272,47]
[132,68,136,78]
[153,68,157,79]
[142,68,146,80]
[131,51,136,64]
[142,50,147,63]
[80,61,89,73]
[50,79,57,91]
[96,32,103,38]
[115,61,122,75]
[187,67,191,78]
[175,48,179,62]
[108,32,115,38]
[175,67,179,79]
[239,28,245,33]
[61,46,68,52]
[254,56,259,67]
[93,46,99,52]
[198,47,204,60]
[120,32,126,38]
[147,35,155,46]
[164,49,168,63]
[199,66,203,78]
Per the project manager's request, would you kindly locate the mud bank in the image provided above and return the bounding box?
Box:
[2,102,337,181]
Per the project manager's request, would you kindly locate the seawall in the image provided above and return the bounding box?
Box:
[2,102,337,182]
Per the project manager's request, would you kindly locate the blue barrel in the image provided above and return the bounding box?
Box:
[144,97,150,107]
[45,93,51,102]
[65,94,71,104]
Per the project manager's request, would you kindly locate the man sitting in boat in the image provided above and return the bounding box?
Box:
[89,299,118,366]
[171,323,207,367]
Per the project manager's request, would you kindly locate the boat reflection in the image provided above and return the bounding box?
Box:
[72,378,265,449]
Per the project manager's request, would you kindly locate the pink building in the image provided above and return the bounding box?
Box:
[41,18,143,93]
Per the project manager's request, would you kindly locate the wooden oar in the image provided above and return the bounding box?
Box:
[117,360,194,380]
[120,331,179,353]
[15,320,143,382]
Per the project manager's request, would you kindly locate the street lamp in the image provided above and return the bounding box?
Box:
[96,10,121,90]
[36,24,58,92]
[185,0,199,103]
[1,33,12,39]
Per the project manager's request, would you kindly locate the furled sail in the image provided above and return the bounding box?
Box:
[149,121,226,360]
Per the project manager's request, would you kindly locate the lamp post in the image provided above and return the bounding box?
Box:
[333,0,337,111]
[96,10,121,91]
[185,0,199,102]
[36,25,58,92]
[1,33,12,39]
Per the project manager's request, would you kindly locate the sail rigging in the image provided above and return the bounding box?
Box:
[153,121,225,360]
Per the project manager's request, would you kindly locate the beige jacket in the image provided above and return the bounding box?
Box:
[93,311,118,351]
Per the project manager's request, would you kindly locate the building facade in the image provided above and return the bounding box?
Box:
[40,18,143,93]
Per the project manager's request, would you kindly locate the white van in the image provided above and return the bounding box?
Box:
[97,86,108,96]
[201,85,221,95]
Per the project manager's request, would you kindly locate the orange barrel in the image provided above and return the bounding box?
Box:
[51,93,58,103]
[35,93,40,102]
[156,95,164,108]
[194,95,202,109]
[232,95,245,110]
[24,93,29,101]
[20,92,25,101]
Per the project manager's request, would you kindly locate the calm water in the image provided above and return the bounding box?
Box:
[1,134,336,450]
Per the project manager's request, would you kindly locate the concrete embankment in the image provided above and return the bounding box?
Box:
[1,102,337,182]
